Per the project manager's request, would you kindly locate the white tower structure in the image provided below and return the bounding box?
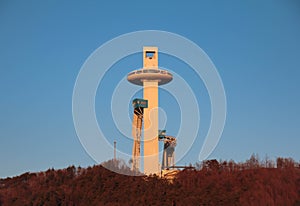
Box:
[127,47,172,174]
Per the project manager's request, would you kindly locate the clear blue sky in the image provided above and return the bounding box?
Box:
[0,1,299,177]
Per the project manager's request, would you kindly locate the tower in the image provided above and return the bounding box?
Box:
[127,47,173,174]
[131,98,148,172]
[159,130,176,170]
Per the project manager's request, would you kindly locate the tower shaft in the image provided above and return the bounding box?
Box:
[143,81,159,174]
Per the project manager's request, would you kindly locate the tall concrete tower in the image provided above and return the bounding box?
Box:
[127,47,172,174]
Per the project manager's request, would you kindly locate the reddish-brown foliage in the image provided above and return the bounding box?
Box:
[0,157,299,205]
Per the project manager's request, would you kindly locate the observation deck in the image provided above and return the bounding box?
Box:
[127,68,173,86]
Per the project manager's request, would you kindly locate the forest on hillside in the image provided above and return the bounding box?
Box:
[0,156,299,206]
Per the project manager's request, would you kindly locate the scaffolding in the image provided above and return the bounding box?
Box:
[159,130,176,170]
[131,98,148,172]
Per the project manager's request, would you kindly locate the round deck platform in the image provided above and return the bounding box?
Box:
[127,68,173,86]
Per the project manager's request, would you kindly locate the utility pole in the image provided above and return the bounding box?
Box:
[114,141,116,161]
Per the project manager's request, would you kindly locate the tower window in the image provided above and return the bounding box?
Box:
[146,51,155,59]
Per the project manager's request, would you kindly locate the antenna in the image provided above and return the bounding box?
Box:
[114,141,116,161]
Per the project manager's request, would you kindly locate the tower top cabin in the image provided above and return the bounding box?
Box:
[143,47,158,69]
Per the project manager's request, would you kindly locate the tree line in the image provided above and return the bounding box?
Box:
[0,156,299,205]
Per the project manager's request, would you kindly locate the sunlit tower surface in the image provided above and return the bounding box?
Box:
[127,47,173,175]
